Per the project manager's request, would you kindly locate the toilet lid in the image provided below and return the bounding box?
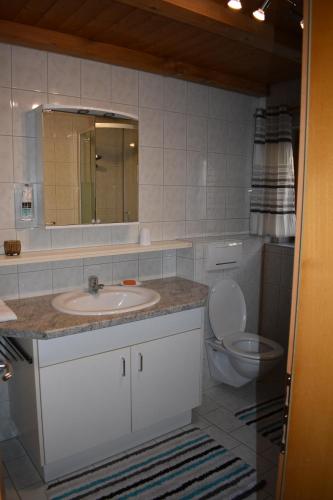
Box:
[223,333,284,360]
[208,279,246,340]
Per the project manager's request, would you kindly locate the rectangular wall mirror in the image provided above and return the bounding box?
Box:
[42,107,138,226]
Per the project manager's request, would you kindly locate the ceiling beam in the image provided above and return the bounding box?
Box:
[115,0,301,63]
[0,20,267,95]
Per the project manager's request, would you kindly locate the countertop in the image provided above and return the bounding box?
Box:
[0,277,209,340]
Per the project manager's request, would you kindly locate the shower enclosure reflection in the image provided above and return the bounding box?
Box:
[42,109,138,226]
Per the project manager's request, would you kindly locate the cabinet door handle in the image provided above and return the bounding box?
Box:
[138,353,143,372]
[121,357,126,377]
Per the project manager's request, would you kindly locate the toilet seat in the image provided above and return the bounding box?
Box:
[223,332,284,361]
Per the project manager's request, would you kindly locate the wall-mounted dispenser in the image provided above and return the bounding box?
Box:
[205,241,242,271]
[14,183,42,229]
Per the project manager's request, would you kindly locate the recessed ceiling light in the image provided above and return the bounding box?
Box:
[227,0,242,10]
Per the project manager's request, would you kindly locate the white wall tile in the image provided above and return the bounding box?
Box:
[164,112,186,149]
[162,250,176,277]
[12,89,46,137]
[162,221,185,240]
[111,224,139,244]
[0,87,12,135]
[0,135,13,182]
[163,149,186,186]
[0,183,15,229]
[139,147,163,185]
[186,220,205,238]
[12,47,47,92]
[50,227,83,248]
[13,137,39,183]
[113,259,138,283]
[208,87,231,119]
[139,185,163,222]
[83,262,113,284]
[0,274,18,299]
[48,53,80,97]
[226,156,251,187]
[139,72,163,109]
[139,107,163,147]
[207,187,226,219]
[226,188,250,218]
[112,66,138,106]
[81,60,111,101]
[187,115,207,151]
[176,256,194,280]
[163,78,186,113]
[52,266,83,292]
[82,226,112,246]
[186,151,207,186]
[205,219,225,236]
[17,228,51,251]
[163,186,186,221]
[207,153,227,186]
[186,187,206,220]
[139,257,162,281]
[0,44,11,88]
[18,269,52,297]
[187,83,208,116]
[139,222,162,241]
[208,118,228,154]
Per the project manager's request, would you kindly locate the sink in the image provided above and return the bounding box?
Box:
[52,286,161,316]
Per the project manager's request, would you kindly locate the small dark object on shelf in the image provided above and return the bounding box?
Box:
[4,240,21,256]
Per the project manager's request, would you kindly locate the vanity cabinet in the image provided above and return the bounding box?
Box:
[9,308,204,481]
[39,347,131,463]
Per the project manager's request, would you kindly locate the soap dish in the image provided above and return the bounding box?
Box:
[120,279,141,286]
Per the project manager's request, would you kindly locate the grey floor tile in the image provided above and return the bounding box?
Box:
[261,444,281,465]
[17,481,47,500]
[4,476,20,500]
[5,455,42,489]
[231,444,273,474]
[230,425,273,453]
[0,438,26,464]
[193,393,221,416]
[204,425,240,450]
[191,412,211,430]
[204,407,243,433]
[205,384,249,412]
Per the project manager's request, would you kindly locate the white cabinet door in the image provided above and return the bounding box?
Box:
[39,348,131,464]
[131,330,202,432]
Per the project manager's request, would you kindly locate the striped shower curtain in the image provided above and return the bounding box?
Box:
[250,106,296,238]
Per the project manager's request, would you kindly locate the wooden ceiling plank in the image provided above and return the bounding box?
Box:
[58,0,112,34]
[114,0,301,62]
[75,3,134,39]
[0,0,27,20]
[0,19,266,95]
[35,0,88,30]
[13,0,58,25]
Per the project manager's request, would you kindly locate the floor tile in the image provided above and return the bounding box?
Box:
[204,407,242,433]
[261,444,281,465]
[0,438,26,463]
[17,481,47,500]
[5,455,42,489]
[4,476,20,500]
[204,425,240,450]
[230,425,273,453]
[191,412,211,429]
[231,444,273,474]
[205,385,248,412]
[193,393,221,416]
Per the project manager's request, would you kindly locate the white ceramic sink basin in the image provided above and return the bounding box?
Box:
[52,286,161,316]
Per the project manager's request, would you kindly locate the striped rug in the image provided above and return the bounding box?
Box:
[234,395,285,446]
[47,427,266,500]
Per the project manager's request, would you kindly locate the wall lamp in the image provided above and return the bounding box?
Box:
[227,0,303,29]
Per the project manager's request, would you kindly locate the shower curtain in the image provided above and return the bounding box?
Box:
[250,106,296,238]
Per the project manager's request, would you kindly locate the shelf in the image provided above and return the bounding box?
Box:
[0,240,192,267]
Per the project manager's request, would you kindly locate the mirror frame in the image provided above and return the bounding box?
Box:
[37,104,139,229]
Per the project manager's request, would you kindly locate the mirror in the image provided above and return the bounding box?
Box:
[42,108,138,226]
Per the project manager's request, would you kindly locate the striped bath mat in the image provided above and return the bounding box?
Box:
[47,427,266,499]
[235,395,285,446]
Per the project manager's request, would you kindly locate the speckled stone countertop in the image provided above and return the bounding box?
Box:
[0,278,209,340]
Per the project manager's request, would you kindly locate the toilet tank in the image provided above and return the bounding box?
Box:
[205,241,242,271]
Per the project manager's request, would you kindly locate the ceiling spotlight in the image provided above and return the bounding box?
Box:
[253,0,271,21]
[300,19,304,29]
[227,0,242,10]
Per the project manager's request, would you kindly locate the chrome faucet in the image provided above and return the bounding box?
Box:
[88,275,104,294]
[0,360,13,381]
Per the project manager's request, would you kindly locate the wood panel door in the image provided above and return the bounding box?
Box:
[279,1,333,498]
[131,331,202,432]
[40,348,131,464]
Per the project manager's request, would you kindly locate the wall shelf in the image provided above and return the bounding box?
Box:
[0,240,192,267]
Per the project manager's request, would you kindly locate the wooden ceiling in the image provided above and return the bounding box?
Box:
[0,0,303,95]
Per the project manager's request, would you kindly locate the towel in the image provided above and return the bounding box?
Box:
[0,300,17,322]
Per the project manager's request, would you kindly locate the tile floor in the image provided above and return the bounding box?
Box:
[1,372,284,499]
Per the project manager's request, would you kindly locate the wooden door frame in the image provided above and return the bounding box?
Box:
[276,0,311,496]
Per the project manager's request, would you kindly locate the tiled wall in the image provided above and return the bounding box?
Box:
[260,243,294,353]
[0,43,257,258]
[176,235,264,390]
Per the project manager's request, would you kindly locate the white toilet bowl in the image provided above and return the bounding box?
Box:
[206,279,284,387]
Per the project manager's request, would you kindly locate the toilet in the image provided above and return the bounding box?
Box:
[206,279,284,387]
